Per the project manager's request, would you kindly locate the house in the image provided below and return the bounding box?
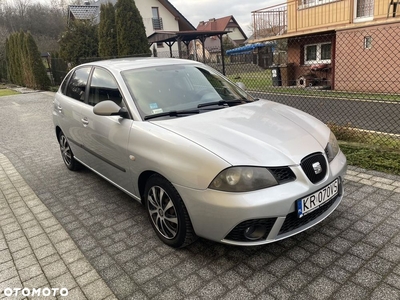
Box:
[68,0,195,54]
[195,16,247,62]
[251,0,400,93]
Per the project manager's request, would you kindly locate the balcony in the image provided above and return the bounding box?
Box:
[252,0,394,41]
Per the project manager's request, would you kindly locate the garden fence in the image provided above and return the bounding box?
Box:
[33,25,400,149]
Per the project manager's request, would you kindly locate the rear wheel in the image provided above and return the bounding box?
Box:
[58,132,81,171]
[144,175,197,248]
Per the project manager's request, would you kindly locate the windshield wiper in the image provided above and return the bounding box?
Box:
[197,99,246,108]
[144,109,200,120]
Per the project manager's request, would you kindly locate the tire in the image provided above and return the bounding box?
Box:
[144,175,197,248]
[58,132,81,171]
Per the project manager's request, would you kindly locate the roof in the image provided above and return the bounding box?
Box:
[68,5,98,20]
[158,0,195,31]
[68,0,195,31]
[197,15,247,40]
[148,30,230,45]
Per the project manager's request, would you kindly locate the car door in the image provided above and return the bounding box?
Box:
[56,66,92,161]
[79,67,134,193]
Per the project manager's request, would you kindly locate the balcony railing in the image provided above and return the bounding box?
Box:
[252,3,288,40]
[152,18,163,30]
[252,0,393,41]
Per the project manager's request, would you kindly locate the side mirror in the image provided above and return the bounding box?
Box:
[236,82,246,90]
[93,100,128,118]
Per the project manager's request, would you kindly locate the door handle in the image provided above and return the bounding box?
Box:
[57,105,62,112]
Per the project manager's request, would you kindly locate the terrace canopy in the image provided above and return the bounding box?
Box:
[226,42,276,55]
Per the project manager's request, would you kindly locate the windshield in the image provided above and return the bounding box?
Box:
[121,64,254,119]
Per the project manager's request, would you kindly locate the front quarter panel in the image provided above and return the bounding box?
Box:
[127,122,231,192]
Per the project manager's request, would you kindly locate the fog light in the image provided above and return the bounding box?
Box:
[244,225,267,241]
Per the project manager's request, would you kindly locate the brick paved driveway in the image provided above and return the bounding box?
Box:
[0,92,399,299]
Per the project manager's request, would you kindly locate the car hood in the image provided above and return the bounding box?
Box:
[151,100,330,166]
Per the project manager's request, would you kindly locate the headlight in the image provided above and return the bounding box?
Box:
[325,132,340,163]
[209,167,278,192]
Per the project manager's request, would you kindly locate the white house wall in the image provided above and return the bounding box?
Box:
[227,28,245,41]
[93,0,181,54]
[135,0,180,54]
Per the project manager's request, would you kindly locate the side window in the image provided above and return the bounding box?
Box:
[60,71,72,95]
[65,67,91,102]
[88,68,123,107]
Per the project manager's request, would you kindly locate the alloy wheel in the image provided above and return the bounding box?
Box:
[59,134,72,167]
[147,186,178,239]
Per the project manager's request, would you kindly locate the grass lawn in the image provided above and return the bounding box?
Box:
[0,89,19,97]
[340,142,400,176]
[227,68,400,102]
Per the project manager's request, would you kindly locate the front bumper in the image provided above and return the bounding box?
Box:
[175,151,347,246]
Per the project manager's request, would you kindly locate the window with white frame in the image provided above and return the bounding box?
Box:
[304,43,331,64]
[364,36,372,49]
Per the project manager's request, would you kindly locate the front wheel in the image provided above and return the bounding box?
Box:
[58,132,81,171]
[144,175,197,248]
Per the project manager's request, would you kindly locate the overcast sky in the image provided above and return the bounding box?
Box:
[168,0,280,37]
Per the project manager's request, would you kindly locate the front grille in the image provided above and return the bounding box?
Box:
[269,167,296,184]
[301,153,327,184]
[278,187,341,236]
[225,218,277,242]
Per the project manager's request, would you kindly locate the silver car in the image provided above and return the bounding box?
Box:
[53,58,347,248]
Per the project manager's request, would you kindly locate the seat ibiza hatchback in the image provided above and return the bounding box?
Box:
[53,57,347,248]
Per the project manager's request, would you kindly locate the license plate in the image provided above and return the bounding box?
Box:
[297,179,339,218]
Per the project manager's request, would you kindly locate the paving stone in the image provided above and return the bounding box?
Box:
[0,249,13,264]
[351,268,383,289]
[0,265,19,283]
[244,269,277,294]
[108,274,138,299]
[34,244,57,260]
[370,283,400,300]
[14,254,38,271]
[220,285,254,300]
[49,272,77,291]
[196,281,226,299]
[331,282,368,300]
[133,265,163,284]
[76,270,101,287]
[18,263,43,282]
[306,275,339,299]
[42,260,68,280]
[68,259,94,278]
[81,278,113,300]
[7,236,30,253]
[377,244,400,263]
[58,287,87,300]
[12,247,33,260]
[29,234,51,250]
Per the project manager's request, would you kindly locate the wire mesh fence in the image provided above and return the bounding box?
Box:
[21,25,400,150]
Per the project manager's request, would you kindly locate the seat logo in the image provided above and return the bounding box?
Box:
[312,162,322,174]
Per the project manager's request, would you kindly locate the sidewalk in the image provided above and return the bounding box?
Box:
[0,153,116,300]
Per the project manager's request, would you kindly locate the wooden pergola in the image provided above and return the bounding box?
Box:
[148,30,230,75]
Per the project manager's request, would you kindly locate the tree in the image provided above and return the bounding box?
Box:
[5,31,50,89]
[25,31,50,89]
[59,20,98,65]
[98,3,117,57]
[222,36,236,51]
[115,0,150,56]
